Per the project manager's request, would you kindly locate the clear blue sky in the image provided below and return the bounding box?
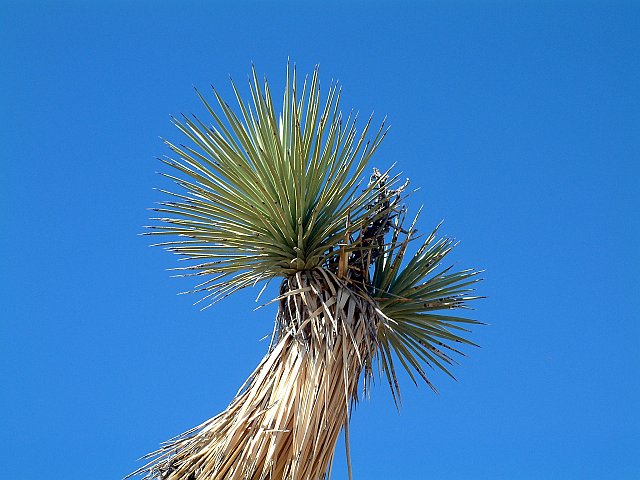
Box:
[1,1,638,479]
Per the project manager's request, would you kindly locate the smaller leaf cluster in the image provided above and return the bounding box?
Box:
[371,218,483,403]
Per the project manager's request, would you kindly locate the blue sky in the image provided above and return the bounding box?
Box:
[1,1,638,479]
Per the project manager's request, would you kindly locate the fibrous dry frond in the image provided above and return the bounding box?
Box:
[129,270,381,480]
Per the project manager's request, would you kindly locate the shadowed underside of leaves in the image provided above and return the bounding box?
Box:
[132,64,482,480]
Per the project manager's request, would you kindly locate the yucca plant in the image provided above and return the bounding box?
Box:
[130,64,482,480]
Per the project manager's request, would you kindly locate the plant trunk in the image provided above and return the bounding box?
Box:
[131,270,379,480]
